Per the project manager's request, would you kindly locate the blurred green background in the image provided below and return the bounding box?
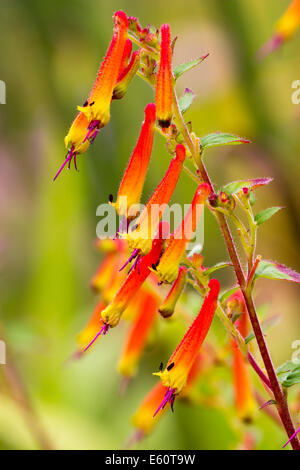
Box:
[0,0,299,450]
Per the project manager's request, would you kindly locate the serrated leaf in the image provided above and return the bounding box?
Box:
[174,54,209,80]
[178,88,196,114]
[254,260,300,283]
[254,207,282,225]
[276,361,300,387]
[200,132,251,149]
[223,177,273,195]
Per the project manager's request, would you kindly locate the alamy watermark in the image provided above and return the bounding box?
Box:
[291,80,300,104]
[0,340,6,364]
[0,80,6,104]
[291,339,300,365]
[96,198,205,252]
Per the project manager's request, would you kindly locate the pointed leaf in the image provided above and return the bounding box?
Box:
[200,132,251,149]
[254,207,282,225]
[254,260,300,283]
[178,88,196,114]
[219,286,239,304]
[174,54,209,80]
[223,177,273,195]
[276,361,300,388]
[204,261,232,276]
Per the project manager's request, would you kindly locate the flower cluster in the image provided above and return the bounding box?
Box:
[59,10,300,450]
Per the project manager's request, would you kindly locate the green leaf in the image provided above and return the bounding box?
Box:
[254,206,282,225]
[204,261,232,276]
[223,177,273,195]
[219,286,239,304]
[174,54,209,80]
[254,260,300,283]
[276,361,300,387]
[200,132,251,149]
[178,88,196,114]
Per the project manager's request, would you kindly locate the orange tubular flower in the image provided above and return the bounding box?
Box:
[113,49,141,100]
[111,103,156,217]
[55,11,128,181]
[76,301,107,355]
[155,183,211,284]
[118,291,158,378]
[77,11,128,130]
[158,266,187,318]
[259,0,300,57]
[126,144,186,258]
[90,254,116,293]
[131,354,204,441]
[228,291,255,423]
[156,24,173,128]
[131,382,169,439]
[153,278,220,415]
[100,222,169,329]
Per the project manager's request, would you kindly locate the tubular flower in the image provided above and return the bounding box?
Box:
[111,103,156,217]
[131,382,169,439]
[126,144,186,257]
[55,11,128,181]
[155,183,211,284]
[118,291,158,378]
[228,291,255,423]
[113,49,141,100]
[155,24,173,128]
[259,0,300,57]
[90,254,116,293]
[153,278,220,415]
[158,266,187,318]
[91,239,127,295]
[131,354,205,441]
[53,112,90,181]
[100,221,169,328]
[76,302,107,354]
[77,11,128,131]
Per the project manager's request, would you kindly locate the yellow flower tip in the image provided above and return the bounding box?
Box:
[118,353,138,378]
[101,303,122,328]
[153,365,187,394]
[276,0,300,40]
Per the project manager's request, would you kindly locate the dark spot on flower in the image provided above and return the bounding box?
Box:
[89,101,95,106]
[159,362,163,371]
[83,100,88,107]
[109,194,114,203]
[167,362,174,371]
[152,264,157,271]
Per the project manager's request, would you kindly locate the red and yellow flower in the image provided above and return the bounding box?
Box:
[100,221,169,328]
[228,290,255,423]
[118,290,158,378]
[259,0,300,57]
[155,183,211,284]
[158,266,187,318]
[77,11,128,129]
[126,144,186,257]
[112,103,156,217]
[153,278,220,414]
[156,24,173,128]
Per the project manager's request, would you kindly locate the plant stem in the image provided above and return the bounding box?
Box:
[172,88,300,450]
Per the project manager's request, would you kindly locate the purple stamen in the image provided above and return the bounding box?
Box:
[53,147,77,181]
[153,387,176,417]
[83,323,110,353]
[119,248,140,272]
[83,120,100,143]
